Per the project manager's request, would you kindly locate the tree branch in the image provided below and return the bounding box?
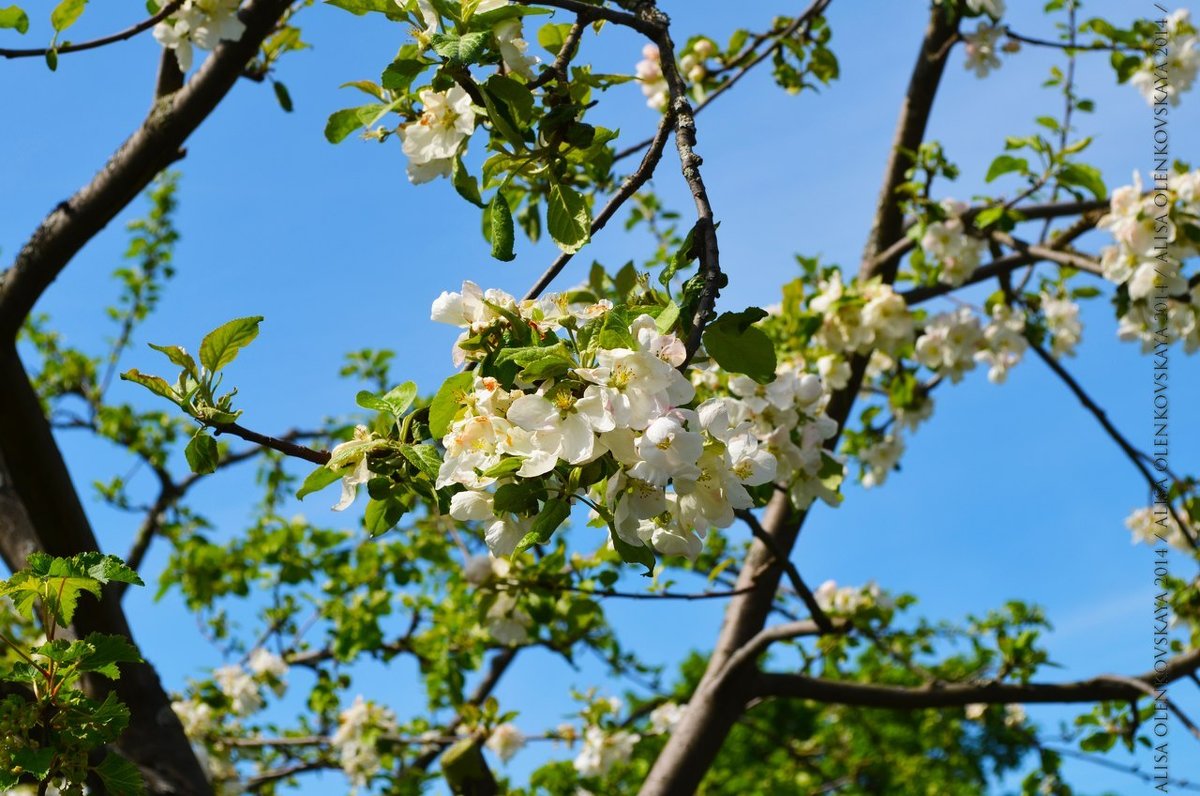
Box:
[639,9,959,793]
[753,647,1200,710]
[1027,340,1198,550]
[0,0,186,59]
[0,0,297,343]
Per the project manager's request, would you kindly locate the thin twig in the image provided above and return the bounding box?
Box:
[0,0,186,59]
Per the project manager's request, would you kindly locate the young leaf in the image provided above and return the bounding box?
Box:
[296,464,345,499]
[430,372,475,439]
[148,343,198,380]
[119,369,181,404]
[513,498,570,554]
[365,497,405,536]
[94,752,145,796]
[608,526,655,576]
[0,5,30,33]
[547,183,591,253]
[985,154,1028,183]
[430,31,489,63]
[50,0,85,32]
[273,80,294,113]
[400,444,442,480]
[489,193,516,262]
[701,308,777,384]
[199,316,263,372]
[184,432,219,475]
[452,156,485,207]
[77,633,142,680]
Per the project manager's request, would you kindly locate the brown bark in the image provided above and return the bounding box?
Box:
[638,8,960,794]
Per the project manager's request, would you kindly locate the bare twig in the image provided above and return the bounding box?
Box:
[0,0,186,59]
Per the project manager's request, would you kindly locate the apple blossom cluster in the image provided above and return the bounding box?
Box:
[810,273,914,357]
[858,433,905,489]
[915,307,984,383]
[920,199,984,285]
[963,23,1004,78]
[813,579,892,615]
[429,281,840,562]
[648,701,688,735]
[1098,170,1200,352]
[486,722,526,762]
[964,0,1005,17]
[574,726,640,777]
[1040,293,1082,357]
[331,695,399,786]
[636,44,670,111]
[1126,505,1193,550]
[964,702,1027,728]
[211,647,288,715]
[1131,9,1199,106]
[153,0,245,72]
[975,302,1028,384]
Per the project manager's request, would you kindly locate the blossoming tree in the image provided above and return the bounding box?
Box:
[1,0,1198,793]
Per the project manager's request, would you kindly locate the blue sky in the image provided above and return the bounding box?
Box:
[2,0,1199,793]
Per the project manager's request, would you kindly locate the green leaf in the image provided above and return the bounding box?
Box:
[660,223,698,287]
[381,55,428,92]
[44,46,57,70]
[546,183,591,253]
[364,497,405,536]
[324,105,379,144]
[484,74,534,124]
[12,747,54,780]
[148,343,198,380]
[79,553,143,586]
[400,444,441,480]
[50,0,84,32]
[323,0,394,15]
[493,481,542,515]
[513,498,570,554]
[481,457,523,478]
[199,316,263,372]
[273,80,294,112]
[94,752,145,796]
[119,369,181,405]
[0,5,30,33]
[1058,162,1106,199]
[702,308,777,384]
[491,342,574,384]
[184,432,219,475]
[430,372,475,439]
[77,633,141,680]
[452,156,484,207]
[537,21,573,54]
[431,31,489,63]
[608,525,655,576]
[357,383,416,420]
[489,193,516,262]
[985,154,1028,183]
[655,301,681,334]
[296,464,345,499]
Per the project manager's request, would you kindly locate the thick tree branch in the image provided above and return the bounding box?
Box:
[0,347,211,794]
[639,9,959,794]
[0,0,297,343]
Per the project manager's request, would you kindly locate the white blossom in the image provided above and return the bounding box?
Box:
[331,696,398,786]
[573,726,640,777]
[486,722,526,762]
[400,86,477,184]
